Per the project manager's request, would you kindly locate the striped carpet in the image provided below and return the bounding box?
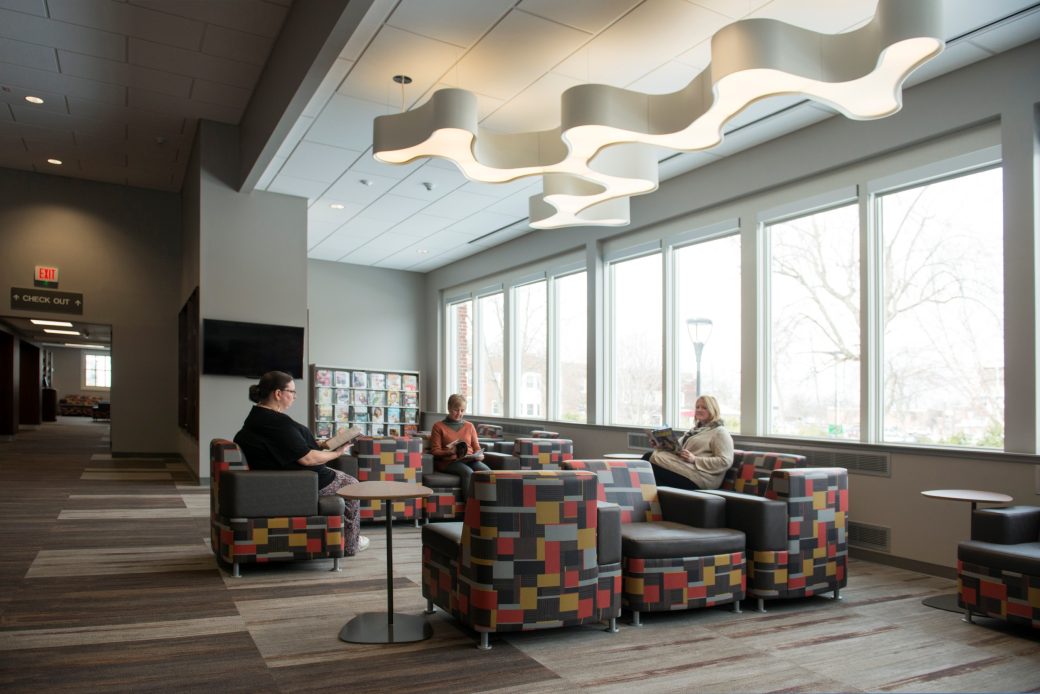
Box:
[1,419,1038,693]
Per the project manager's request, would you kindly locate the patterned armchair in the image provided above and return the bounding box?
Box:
[720,450,808,497]
[705,467,848,612]
[351,436,427,523]
[422,469,622,649]
[483,437,573,471]
[564,459,746,625]
[209,439,346,577]
[958,506,1040,628]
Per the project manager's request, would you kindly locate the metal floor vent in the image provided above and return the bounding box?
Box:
[848,521,891,552]
[628,432,652,450]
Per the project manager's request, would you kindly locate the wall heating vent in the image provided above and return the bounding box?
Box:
[628,433,652,449]
[801,448,891,477]
[848,521,891,552]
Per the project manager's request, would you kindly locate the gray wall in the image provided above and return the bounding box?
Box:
[0,169,182,453]
[49,347,103,400]
[419,41,1040,570]
[307,259,426,385]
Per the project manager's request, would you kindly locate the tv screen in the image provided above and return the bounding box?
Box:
[202,319,304,379]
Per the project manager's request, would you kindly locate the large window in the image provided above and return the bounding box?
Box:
[674,235,741,431]
[555,271,587,423]
[83,352,111,389]
[446,300,471,400]
[878,167,1004,448]
[610,252,662,426]
[769,203,860,439]
[475,292,504,415]
[514,280,546,419]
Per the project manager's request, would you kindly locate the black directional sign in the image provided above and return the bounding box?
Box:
[10,287,84,315]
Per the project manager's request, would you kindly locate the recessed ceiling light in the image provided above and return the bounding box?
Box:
[63,343,108,350]
[330,203,345,209]
[359,179,373,186]
[46,158,62,165]
[392,75,413,85]
[416,249,429,255]
[31,319,73,327]
[44,328,80,335]
[25,96,44,104]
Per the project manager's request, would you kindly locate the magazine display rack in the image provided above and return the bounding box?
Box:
[309,365,420,439]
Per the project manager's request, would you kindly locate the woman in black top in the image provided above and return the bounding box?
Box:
[234,371,368,554]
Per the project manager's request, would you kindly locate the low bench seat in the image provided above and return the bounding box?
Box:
[621,522,745,559]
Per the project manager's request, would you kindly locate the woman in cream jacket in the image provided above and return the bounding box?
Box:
[648,394,733,490]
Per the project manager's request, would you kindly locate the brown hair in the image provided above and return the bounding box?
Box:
[249,371,293,403]
[447,393,467,410]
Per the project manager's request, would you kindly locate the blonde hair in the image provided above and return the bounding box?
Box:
[447,393,467,410]
[697,395,722,424]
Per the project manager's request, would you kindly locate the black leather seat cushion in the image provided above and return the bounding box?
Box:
[959,540,1040,576]
[423,521,463,557]
[423,471,462,488]
[621,522,745,559]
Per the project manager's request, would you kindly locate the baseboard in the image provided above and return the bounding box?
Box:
[850,547,956,580]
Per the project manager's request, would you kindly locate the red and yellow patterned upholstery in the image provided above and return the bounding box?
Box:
[750,468,847,606]
[352,436,427,522]
[721,450,807,497]
[503,437,574,470]
[565,459,746,621]
[421,469,622,649]
[958,506,1040,629]
[209,439,345,577]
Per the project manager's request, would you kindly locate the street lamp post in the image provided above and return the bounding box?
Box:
[686,318,713,399]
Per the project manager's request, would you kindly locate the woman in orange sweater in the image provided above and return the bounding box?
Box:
[430,393,489,499]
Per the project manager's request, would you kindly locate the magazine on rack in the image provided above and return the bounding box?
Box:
[647,426,681,453]
[323,424,363,451]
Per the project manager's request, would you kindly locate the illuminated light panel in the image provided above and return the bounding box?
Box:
[373,0,943,229]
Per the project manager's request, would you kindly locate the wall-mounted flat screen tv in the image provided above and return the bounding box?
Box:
[202,319,304,378]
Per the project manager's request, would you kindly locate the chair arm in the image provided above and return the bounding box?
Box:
[318,495,346,516]
[484,452,520,470]
[702,489,787,551]
[329,455,358,478]
[658,488,727,528]
[972,506,1040,544]
[218,470,319,517]
[597,501,622,565]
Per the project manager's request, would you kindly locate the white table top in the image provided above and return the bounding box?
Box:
[920,489,1013,504]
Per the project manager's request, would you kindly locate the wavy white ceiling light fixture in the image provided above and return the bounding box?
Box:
[372,0,944,229]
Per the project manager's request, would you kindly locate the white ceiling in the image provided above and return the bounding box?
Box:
[3,0,1039,273]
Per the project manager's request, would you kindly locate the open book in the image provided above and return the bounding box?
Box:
[647,426,681,452]
[453,440,485,463]
[324,424,364,451]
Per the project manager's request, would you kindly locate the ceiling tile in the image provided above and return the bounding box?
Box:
[58,49,193,98]
[441,210,522,237]
[201,24,276,66]
[339,0,397,62]
[0,63,128,105]
[1,86,67,113]
[0,7,126,61]
[416,82,505,120]
[348,150,423,179]
[307,93,390,151]
[128,87,242,124]
[257,153,285,189]
[128,0,290,38]
[338,25,460,107]
[11,102,125,138]
[626,59,702,94]
[130,37,262,89]
[267,172,328,200]
[392,163,467,201]
[359,193,429,224]
[456,11,590,101]
[303,57,353,119]
[388,0,513,47]
[309,197,364,223]
[306,218,344,248]
[48,0,205,51]
[421,189,502,219]
[689,0,762,19]
[191,78,253,110]
[387,212,455,238]
[324,170,399,206]
[275,114,313,159]
[458,176,538,199]
[554,0,730,87]
[280,140,360,183]
[518,0,639,33]
[480,71,582,133]
[0,0,47,17]
[0,35,59,71]
[486,188,537,217]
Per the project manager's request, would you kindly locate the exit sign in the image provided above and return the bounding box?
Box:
[34,265,59,288]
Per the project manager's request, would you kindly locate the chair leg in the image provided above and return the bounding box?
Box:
[731,600,742,614]
[833,586,841,601]
[414,518,420,528]
[756,598,766,613]
[963,608,975,624]
[425,600,436,615]
[606,617,619,633]
[631,610,642,627]
[232,561,240,578]
[331,557,341,572]
[478,632,491,650]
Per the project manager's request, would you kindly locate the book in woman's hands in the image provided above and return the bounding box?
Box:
[648,426,680,452]
[324,425,363,450]
[452,440,484,463]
